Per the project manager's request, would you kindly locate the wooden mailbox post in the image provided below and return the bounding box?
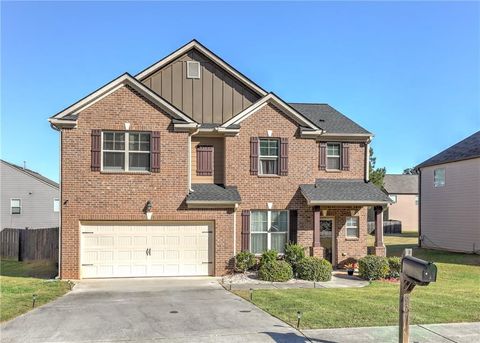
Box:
[399,249,437,343]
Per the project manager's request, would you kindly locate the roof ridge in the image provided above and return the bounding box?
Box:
[288,102,330,105]
[1,159,59,188]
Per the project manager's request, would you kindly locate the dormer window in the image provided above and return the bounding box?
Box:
[187,61,201,79]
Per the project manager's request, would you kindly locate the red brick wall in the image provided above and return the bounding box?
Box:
[60,86,234,279]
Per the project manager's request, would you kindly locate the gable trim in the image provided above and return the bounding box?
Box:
[220,93,323,132]
[135,39,267,97]
[48,73,195,127]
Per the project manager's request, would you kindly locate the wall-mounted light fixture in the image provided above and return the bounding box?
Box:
[350,209,357,216]
[144,200,153,220]
[321,209,328,217]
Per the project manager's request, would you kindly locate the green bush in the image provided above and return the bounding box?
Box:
[358,255,389,280]
[260,249,278,266]
[235,251,256,273]
[258,260,293,282]
[296,257,332,282]
[284,243,306,272]
[387,256,401,278]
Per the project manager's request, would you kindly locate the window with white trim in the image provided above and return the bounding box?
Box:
[389,194,397,203]
[259,139,279,175]
[327,143,341,170]
[250,210,288,254]
[53,198,60,212]
[102,132,150,171]
[346,216,359,238]
[11,199,21,214]
[187,61,201,79]
[434,168,445,187]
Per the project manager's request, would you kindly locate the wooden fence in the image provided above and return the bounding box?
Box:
[368,220,402,235]
[0,227,59,262]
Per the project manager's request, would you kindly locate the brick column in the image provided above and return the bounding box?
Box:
[374,205,386,256]
[312,206,324,257]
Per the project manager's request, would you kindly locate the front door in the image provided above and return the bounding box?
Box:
[320,218,335,264]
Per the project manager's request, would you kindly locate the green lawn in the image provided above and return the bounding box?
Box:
[0,260,71,322]
[234,234,480,329]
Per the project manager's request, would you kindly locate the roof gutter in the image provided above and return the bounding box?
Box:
[186,200,241,209]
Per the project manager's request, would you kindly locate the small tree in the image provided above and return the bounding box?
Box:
[403,167,419,175]
[369,147,386,188]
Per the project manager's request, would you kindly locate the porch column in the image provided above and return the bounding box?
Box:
[312,206,324,257]
[374,205,386,256]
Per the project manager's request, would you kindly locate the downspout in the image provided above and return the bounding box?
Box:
[365,140,371,182]
[418,169,422,248]
[188,127,200,192]
[51,123,62,279]
[233,203,238,256]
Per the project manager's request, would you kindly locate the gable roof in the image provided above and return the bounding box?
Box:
[136,39,267,97]
[289,103,371,135]
[383,174,418,194]
[48,73,195,128]
[1,160,59,189]
[416,131,480,169]
[220,93,323,132]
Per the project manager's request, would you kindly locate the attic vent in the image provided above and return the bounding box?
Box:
[187,61,201,79]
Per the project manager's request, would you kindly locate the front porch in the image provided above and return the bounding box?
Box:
[300,179,392,266]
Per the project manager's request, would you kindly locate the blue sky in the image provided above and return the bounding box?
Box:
[2,1,479,182]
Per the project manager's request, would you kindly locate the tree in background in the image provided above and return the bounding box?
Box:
[369,147,386,188]
[403,167,419,175]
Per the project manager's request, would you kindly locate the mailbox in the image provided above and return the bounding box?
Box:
[402,256,437,284]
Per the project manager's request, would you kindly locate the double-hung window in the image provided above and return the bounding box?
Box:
[327,143,341,170]
[102,132,151,171]
[53,199,60,212]
[434,168,445,187]
[346,217,359,238]
[11,199,21,214]
[259,139,279,175]
[250,210,288,254]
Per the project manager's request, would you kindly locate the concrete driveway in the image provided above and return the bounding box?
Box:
[1,278,306,343]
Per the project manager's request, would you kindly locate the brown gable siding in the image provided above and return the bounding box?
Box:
[141,49,260,124]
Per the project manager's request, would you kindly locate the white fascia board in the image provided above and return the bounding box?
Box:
[135,40,267,97]
[221,93,323,132]
[319,132,373,139]
[306,200,391,206]
[186,200,240,208]
[49,73,195,125]
[173,123,200,132]
[48,118,77,129]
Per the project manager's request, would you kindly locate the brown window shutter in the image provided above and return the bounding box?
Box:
[289,210,298,243]
[342,143,350,171]
[91,129,101,171]
[319,142,327,170]
[250,137,259,175]
[241,210,250,251]
[150,131,160,172]
[196,145,213,176]
[280,137,288,176]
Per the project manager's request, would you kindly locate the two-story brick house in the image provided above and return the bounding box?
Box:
[49,40,390,279]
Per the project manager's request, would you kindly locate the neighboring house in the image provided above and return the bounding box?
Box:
[48,40,391,279]
[416,131,480,253]
[383,174,419,232]
[1,160,59,230]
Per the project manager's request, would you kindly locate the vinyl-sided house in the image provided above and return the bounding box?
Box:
[383,174,419,232]
[1,160,59,230]
[416,131,480,253]
[49,40,391,279]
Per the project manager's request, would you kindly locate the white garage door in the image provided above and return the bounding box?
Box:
[80,222,213,278]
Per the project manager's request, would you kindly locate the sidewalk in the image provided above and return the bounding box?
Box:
[302,322,480,343]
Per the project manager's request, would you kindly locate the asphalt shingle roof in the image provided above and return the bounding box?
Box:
[289,103,371,135]
[383,174,418,194]
[300,179,391,204]
[187,184,241,203]
[416,131,480,169]
[1,160,59,188]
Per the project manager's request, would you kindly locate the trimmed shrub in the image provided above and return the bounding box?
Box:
[260,249,278,266]
[258,260,293,282]
[387,256,401,278]
[358,255,389,280]
[235,251,256,273]
[284,243,306,272]
[296,257,332,282]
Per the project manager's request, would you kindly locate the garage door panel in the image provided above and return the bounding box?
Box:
[81,222,213,278]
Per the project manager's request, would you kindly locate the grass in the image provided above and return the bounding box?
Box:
[234,233,480,329]
[0,260,70,322]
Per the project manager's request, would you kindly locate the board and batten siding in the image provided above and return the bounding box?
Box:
[141,49,260,124]
[191,137,225,184]
[420,158,480,253]
[1,162,59,230]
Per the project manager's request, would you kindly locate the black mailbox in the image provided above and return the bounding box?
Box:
[402,256,437,284]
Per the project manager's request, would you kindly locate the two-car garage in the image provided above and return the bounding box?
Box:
[80,222,214,278]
